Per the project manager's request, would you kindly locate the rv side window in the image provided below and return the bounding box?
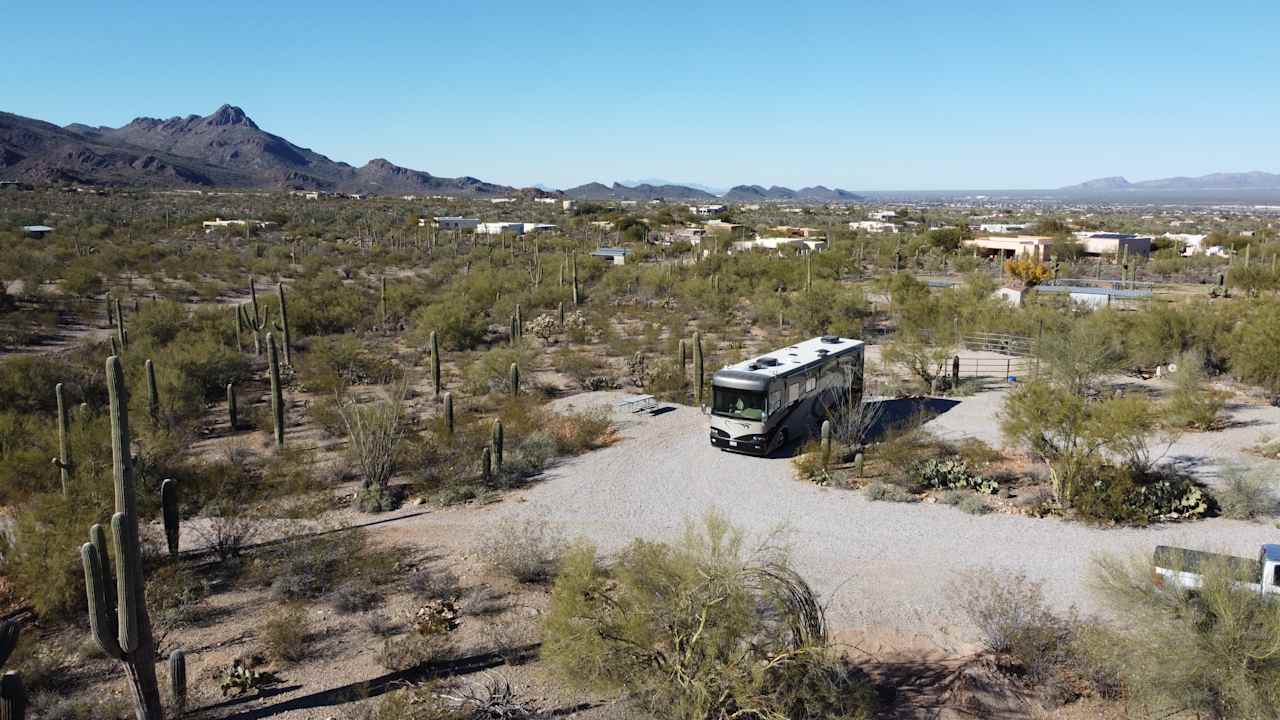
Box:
[788,382,801,403]
[1272,567,1280,586]
[805,376,816,392]
[770,388,782,411]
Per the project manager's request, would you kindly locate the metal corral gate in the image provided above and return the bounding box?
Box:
[962,332,1035,357]
[953,355,1035,380]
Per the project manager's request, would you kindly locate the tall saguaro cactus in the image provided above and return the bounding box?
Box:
[571,254,580,306]
[226,383,238,430]
[239,278,268,356]
[430,331,442,397]
[0,671,24,720]
[509,363,520,397]
[81,356,164,720]
[161,479,179,558]
[115,298,127,350]
[491,419,504,474]
[274,283,292,366]
[693,332,705,408]
[0,620,19,668]
[442,392,454,436]
[268,333,285,449]
[54,383,71,496]
[145,360,159,424]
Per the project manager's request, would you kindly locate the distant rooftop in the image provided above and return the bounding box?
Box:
[590,247,629,256]
[22,225,53,232]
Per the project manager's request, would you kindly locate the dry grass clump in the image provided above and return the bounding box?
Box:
[479,518,566,584]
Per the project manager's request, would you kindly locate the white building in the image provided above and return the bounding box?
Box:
[534,197,560,204]
[731,237,826,253]
[1071,232,1152,257]
[690,204,726,216]
[590,247,630,266]
[202,218,277,233]
[427,216,480,230]
[978,223,1028,234]
[476,222,524,235]
[562,200,576,211]
[849,220,898,233]
[868,210,898,221]
[490,198,516,204]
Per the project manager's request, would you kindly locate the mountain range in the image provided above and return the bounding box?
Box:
[1,105,508,195]
[1060,171,1280,193]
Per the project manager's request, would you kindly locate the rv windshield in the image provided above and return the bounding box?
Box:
[712,387,766,421]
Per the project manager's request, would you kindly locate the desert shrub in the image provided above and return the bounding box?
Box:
[408,567,462,602]
[411,296,489,351]
[791,442,827,483]
[480,518,565,584]
[262,604,309,662]
[542,514,875,720]
[30,694,134,720]
[380,600,460,671]
[555,349,601,390]
[1165,351,1228,431]
[1229,301,1280,395]
[288,275,373,336]
[865,481,917,502]
[262,529,392,600]
[195,497,259,562]
[333,583,382,614]
[1070,464,1211,525]
[1,491,105,619]
[1216,466,1277,520]
[341,389,408,512]
[462,346,530,396]
[957,494,991,515]
[300,334,397,394]
[499,432,557,481]
[543,407,612,454]
[1084,554,1280,719]
[952,569,1076,680]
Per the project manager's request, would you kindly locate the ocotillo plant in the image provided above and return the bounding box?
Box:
[161,479,179,558]
[491,419,504,474]
[81,356,164,719]
[226,383,237,430]
[430,331,442,397]
[820,420,832,468]
[267,333,285,448]
[0,620,18,668]
[145,360,159,424]
[168,649,187,716]
[54,383,71,496]
[0,671,23,720]
[442,392,454,436]
[693,332,704,408]
[509,363,520,397]
[274,283,292,366]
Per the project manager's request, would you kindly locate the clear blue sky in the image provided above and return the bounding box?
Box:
[5,1,1278,190]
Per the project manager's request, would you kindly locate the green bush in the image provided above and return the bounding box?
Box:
[952,570,1076,680]
[1070,464,1211,525]
[1,490,107,618]
[865,481,917,503]
[411,296,489,351]
[542,514,874,719]
[1084,554,1280,719]
[1216,466,1276,520]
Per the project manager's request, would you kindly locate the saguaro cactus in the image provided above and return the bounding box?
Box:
[514,304,522,339]
[571,254,580,306]
[557,301,565,324]
[481,447,492,483]
[226,383,237,430]
[0,620,18,667]
[491,419,504,474]
[232,306,242,351]
[267,333,285,448]
[161,479,179,558]
[805,253,813,292]
[443,392,454,436]
[274,283,292,366]
[430,331,442,397]
[115,298,127,350]
[854,451,865,478]
[239,278,268,355]
[678,339,688,374]
[80,356,164,719]
[54,383,71,496]
[820,420,832,467]
[380,276,388,328]
[693,332,704,408]
[168,650,187,715]
[509,363,520,397]
[0,671,24,720]
[145,360,159,424]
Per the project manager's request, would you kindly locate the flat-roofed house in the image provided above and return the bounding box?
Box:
[963,235,1056,261]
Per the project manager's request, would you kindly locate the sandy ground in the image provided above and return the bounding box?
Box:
[373,388,1280,651]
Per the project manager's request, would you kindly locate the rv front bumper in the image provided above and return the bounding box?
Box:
[710,431,768,455]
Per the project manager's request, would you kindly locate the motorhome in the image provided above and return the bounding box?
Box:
[709,336,864,456]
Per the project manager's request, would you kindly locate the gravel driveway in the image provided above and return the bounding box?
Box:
[403,390,1280,643]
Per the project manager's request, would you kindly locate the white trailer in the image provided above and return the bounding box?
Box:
[709,335,864,456]
[1153,544,1280,595]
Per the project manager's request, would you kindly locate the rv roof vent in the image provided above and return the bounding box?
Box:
[821,335,841,344]
[757,357,780,367]
[816,349,829,356]
[747,363,760,371]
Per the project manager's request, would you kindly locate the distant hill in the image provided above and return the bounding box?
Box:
[563,181,717,201]
[722,184,863,202]
[1061,171,1280,193]
[1,104,512,195]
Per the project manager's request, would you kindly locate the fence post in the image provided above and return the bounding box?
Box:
[1006,358,1011,380]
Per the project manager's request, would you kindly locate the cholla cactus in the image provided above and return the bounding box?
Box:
[528,314,560,345]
